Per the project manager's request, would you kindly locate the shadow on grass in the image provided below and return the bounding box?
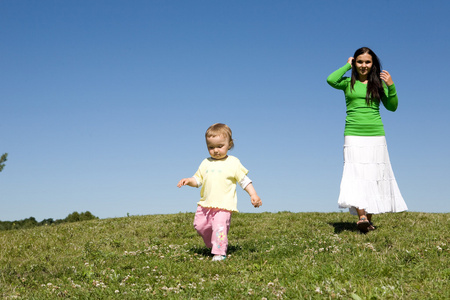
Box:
[330,222,381,234]
[189,244,242,257]
[330,222,359,234]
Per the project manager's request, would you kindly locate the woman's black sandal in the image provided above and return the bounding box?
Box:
[357,217,370,233]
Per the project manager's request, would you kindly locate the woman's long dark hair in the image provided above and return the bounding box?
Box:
[351,47,386,105]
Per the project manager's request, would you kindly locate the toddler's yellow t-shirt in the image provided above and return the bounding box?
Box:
[193,155,248,212]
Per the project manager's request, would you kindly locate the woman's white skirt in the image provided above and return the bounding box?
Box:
[338,136,407,215]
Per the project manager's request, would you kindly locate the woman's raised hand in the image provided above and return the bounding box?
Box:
[347,57,354,65]
[380,70,394,86]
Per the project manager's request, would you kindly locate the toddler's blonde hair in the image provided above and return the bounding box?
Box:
[205,123,234,149]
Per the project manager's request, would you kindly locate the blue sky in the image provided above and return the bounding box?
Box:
[1,0,449,221]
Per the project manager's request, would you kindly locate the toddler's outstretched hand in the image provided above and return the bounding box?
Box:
[177,177,197,188]
[251,195,262,208]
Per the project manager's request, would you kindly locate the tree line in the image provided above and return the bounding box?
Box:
[0,211,98,231]
[0,153,7,172]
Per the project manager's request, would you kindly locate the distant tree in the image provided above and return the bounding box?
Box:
[22,217,38,229]
[0,222,12,231]
[65,211,80,222]
[65,211,98,223]
[39,218,55,226]
[80,211,97,221]
[0,153,7,172]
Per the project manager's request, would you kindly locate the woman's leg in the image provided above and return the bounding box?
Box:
[356,208,370,232]
[366,213,376,230]
[356,208,368,221]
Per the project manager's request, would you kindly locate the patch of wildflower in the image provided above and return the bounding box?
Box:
[92,280,107,288]
[41,282,60,293]
[266,245,275,253]
[144,285,153,293]
[434,241,447,253]
[301,234,344,257]
[315,278,353,299]
[363,243,376,252]
[123,243,196,261]
[67,278,81,289]
[161,283,184,294]
[256,279,286,299]
[304,244,342,255]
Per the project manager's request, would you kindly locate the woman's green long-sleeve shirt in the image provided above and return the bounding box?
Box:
[327,63,398,136]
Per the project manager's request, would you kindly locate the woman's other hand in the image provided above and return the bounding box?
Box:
[380,70,394,86]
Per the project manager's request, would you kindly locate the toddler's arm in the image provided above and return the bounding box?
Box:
[244,183,262,208]
[177,177,198,188]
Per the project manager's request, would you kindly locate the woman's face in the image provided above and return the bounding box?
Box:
[354,53,373,80]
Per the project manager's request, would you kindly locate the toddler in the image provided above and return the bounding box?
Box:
[177,123,262,261]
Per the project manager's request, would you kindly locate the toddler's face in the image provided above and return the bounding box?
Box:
[206,135,230,160]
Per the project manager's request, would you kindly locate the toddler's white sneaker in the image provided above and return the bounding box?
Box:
[212,255,226,261]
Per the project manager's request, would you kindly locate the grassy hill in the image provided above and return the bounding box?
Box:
[0,212,448,299]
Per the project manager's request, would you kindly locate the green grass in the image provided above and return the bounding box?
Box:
[1,212,448,299]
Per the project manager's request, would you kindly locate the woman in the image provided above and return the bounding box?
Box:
[327,47,407,233]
